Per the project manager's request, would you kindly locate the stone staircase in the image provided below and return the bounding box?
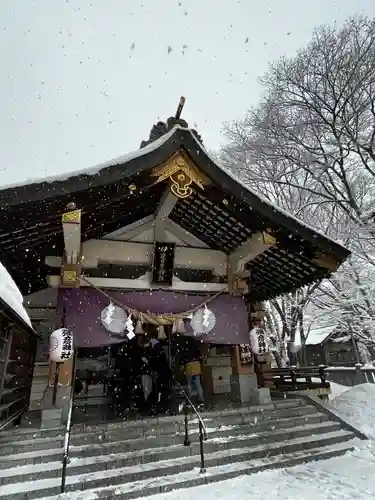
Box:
[0,398,362,499]
[29,363,49,412]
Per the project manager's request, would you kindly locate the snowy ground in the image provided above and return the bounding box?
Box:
[329,383,375,439]
[142,383,375,500]
[326,380,350,399]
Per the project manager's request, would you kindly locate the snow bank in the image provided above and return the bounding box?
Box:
[140,445,375,500]
[0,261,32,328]
[329,383,375,438]
[329,381,350,399]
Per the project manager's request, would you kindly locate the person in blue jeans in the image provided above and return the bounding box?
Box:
[183,350,204,406]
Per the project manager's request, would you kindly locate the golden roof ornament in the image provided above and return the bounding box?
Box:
[149,97,209,199]
[151,150,209,199]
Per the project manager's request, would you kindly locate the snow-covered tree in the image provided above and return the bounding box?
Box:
[221,16,375,364]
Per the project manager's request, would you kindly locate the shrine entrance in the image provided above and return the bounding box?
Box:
[71,332,228,425]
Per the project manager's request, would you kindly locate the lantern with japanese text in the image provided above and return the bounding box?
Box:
[249,327,269,355]
[49,328,74,363]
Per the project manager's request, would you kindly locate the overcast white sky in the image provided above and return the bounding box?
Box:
[0,0,374,187]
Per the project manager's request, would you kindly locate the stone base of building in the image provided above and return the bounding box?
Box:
[40,386,71,430]
[248,387,271,405]
[231,373,260,404]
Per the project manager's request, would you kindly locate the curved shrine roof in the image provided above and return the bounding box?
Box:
[0,125,350,299]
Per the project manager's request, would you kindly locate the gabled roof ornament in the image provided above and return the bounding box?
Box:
[175,96,186,119]
[151,150,209,199]
[140,96,203,148]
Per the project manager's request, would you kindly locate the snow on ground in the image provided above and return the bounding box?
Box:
[311,378,349,400]
[142,384,375,500]
[0,261,32,327]
[329,380,350,399]
[329,383,375,439]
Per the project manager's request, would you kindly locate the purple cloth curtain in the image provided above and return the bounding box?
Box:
[57,288,249,348]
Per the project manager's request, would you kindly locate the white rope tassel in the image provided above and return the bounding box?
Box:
[158,325,167,340]
[176,318,186,333]
[135,321,144,334]
[203,305,210,328]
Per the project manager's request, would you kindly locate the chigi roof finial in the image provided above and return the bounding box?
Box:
[140,95,203,148]
[175,96,186,120]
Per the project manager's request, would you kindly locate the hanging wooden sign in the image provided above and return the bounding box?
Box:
[239,344,253,365]
[152,242,175,285]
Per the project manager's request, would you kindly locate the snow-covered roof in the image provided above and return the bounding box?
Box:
[0,125,351,259]
[0,124,350,254]
[216,157,347,250]
[0,261,33,329]
[305,325,336,345]
[0,125,180,193]
[0,125,350,298]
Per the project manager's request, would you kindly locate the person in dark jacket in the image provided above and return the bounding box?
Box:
[142,326,172,415]
[138,333,152,410]
[114,339,144,413]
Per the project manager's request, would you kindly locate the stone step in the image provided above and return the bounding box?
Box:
[0,407,326,462]
[0,399,308,447]
[69,412,331,458]
[68,404,317,444]
[0,420,341,478]
[0,427,62,445]
[0,434,64,456]
[70,398,307,435]
[69,403,319,443]
[0,429,355,499]
[41,441,356,500]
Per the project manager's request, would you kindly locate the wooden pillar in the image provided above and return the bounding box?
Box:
[48,202,81,387]
[231,345,254,375]
[48,358,74,387]
[48,302,74,387]
[250,302,273,387]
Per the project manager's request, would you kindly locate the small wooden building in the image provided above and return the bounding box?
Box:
[304,326,357,367]
[0,265,37,428]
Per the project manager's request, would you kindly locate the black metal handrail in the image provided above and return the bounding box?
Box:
[60,352,77,494]
[0,404,28,431]
[173,378,207,473]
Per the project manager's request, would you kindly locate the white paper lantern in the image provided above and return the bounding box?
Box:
[100,303,127,334]
[288,341,301,354]
[249,327,269,355]
[49,328,74,363]
[190,306,216,335]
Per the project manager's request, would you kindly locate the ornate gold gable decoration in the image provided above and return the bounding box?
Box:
[151,151,209,199]
[262,231,277,245]
[61,209,81,224]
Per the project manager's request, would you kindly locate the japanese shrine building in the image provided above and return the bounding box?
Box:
[0,105,350,409]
